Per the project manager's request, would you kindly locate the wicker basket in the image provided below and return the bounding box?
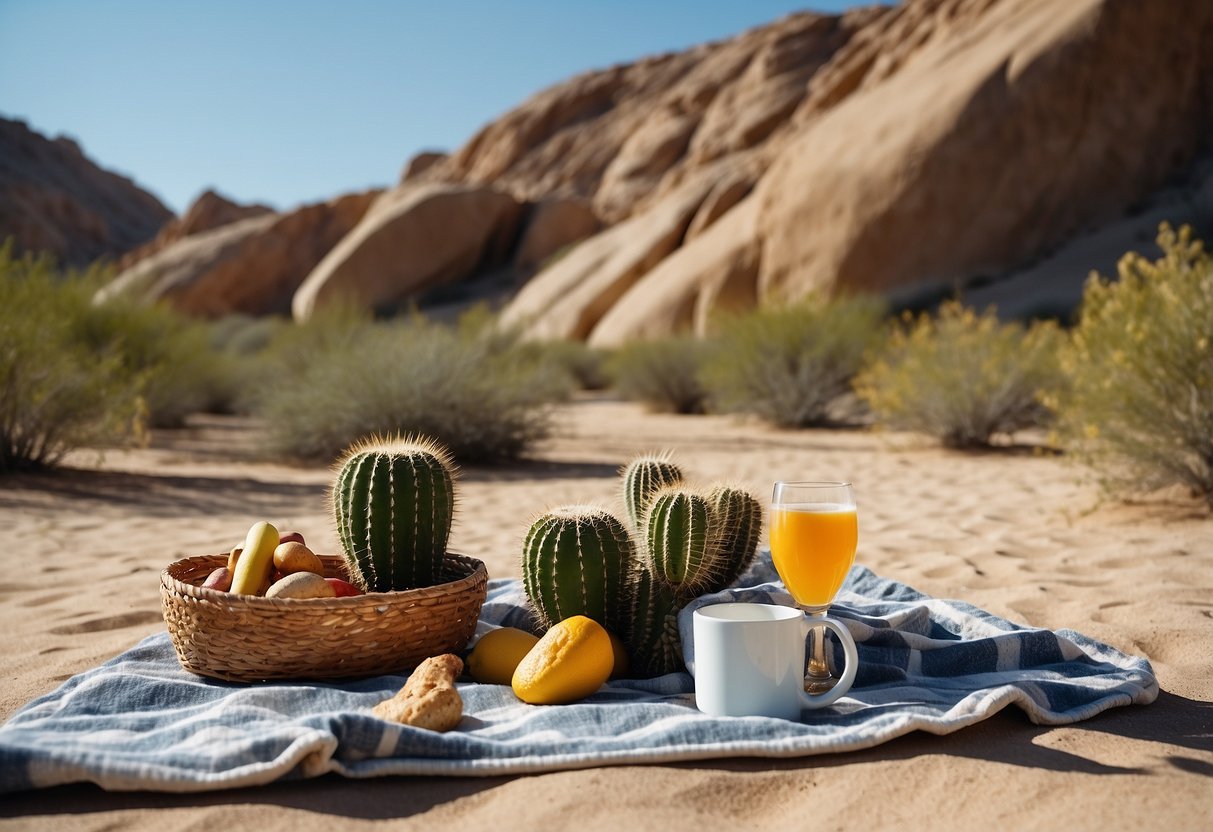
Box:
[161,553,487,683]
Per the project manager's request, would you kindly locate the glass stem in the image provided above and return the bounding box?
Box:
[805,610,834,691]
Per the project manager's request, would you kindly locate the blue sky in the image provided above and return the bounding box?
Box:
[1,1,874,214]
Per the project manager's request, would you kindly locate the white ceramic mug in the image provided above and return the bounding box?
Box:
[692,602,858,719]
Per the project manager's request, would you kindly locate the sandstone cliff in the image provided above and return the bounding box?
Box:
[82,0,1213,332]
[99,190,379,317]
[0,117,173,267]
[490,0,1213,343]
[116,189,272,272]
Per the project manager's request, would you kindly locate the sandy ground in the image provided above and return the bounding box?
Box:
[1,396,1210,830]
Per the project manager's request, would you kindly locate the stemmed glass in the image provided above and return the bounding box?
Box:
[769,482,858,693]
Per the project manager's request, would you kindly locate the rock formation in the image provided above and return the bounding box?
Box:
[98,190,378,317]
[0,117,172,267]
[68,0,1213,333]
[484,0,1213,342]
[292,184,523,320]
[116,189,272,271]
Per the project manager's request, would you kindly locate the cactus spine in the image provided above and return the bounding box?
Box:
[645,489,715,594]
[331,435,456,592]
[622,452,684,530]
[521,506,634,634]
[706,485,764,590]
[519,451,765,678]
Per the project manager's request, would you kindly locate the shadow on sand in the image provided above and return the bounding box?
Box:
[0,466,329,518]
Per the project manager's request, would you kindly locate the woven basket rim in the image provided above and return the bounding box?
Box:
[161,552,487,608]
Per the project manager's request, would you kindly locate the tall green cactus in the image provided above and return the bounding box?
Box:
[645,488,715,594]
[622,452,683,530]
[331,434,456,592]
[521,506,634,634]
[706,485,764,590]
[518,452,764,678]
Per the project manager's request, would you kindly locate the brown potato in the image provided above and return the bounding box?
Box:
[265,571,336,600]
[273,541,324,576]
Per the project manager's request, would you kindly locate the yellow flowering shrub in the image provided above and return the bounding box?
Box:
[855,302,1064,448]
[1054,223,1213,505]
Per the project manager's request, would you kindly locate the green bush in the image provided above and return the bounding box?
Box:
[522,339,611,391]
[256,311,565,463]
[1053,223,1213,505]
[78,294,232,428]
[855,302,1064,448]
[701,294,887,427]
[609,335,713,414]
[0,245,142,471]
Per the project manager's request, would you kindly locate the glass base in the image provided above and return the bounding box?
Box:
[804,674,838,695]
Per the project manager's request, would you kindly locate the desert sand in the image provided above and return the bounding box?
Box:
[1,396,1210,830]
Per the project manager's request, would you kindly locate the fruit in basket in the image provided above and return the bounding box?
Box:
[331,435,456,592]
[202,566,232,592]
[512,616,613,705]
[325,577,363,597]
[226,545,242,573]
[521,506,634,634]
[279,530,306,546]
[467,627,541,685]
[266,571,336,599]
[230,521,281,595]
[273,541,324,575]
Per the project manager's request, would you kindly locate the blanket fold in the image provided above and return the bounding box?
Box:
[0,554,1156,793]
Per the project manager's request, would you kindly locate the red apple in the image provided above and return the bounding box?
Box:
[278,531,306,546]
[202,566,232,592]
[325,578,362,597]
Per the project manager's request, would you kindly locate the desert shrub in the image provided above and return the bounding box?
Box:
[522,339,611,391]
[208,314,282,357]
[701,294,887,427]
[257,312,565,462]
[855,302,1064,448]
[78,295,232,427]
[609,335,714,414]
[0,246,142,471]
[1053,223,1213,504]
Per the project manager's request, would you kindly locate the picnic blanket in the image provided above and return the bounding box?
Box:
[0,553,1157,793]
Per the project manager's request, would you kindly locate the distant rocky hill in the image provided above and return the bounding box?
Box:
[96,0,1213,336]
[0,117,173,267]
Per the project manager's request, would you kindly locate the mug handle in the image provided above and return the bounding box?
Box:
[799,615,858,710]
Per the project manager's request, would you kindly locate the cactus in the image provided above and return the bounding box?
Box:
[331,434,456,592]
[521,506,635,634]
[622,452,683,530]
[519,451,764,678]
[644,488,715,594]
[705,485,763,589]
[627,568,684,678]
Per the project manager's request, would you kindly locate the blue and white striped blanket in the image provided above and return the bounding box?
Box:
[0,554,1156,793]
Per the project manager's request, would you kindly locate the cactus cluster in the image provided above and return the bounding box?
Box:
[521,452,763,677]
[331,434,457,592]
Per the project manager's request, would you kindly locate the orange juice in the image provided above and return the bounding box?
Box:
[769,503,857,608]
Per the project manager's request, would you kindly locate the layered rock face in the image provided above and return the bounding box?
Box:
[487,0,1213,343]
[116,189,272,271]
[82,0,1213,332]
[0,117,172,267]
[292,184,524,319]
[99,190,379,317]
